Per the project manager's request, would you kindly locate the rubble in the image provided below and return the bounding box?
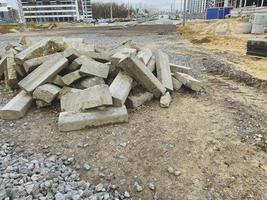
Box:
[0,37,202,131]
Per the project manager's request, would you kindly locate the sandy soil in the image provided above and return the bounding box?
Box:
[0,24,267,199]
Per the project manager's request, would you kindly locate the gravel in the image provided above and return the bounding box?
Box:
[0,142,125,199]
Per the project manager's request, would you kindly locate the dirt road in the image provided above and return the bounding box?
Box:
[0,25,266,200]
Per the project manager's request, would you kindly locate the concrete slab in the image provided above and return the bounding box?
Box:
[0,55,7,79]
[109,71,133,107]
[5,56,18,89]
[61,70,85,85]
[63,48,80,62]
[155,50,173,91]
[172,77,182,91]
[23,54,54,73]
[68,56,91,71]
[119,56,166,98]
[85,51,111,63]
[58,106,128,132]
[137,48,153,65]
[15,38,66,64]
[33,83,61,103]
[61,84,112,112]
[147,56,156,72]
[0,90,33,120]
[126,90,153,108]
[79,56,110,78]
[174,72,202,92]
[170,63,192,74]
[75,77,105,89]
[111,48,137,65]
[160,92,172,108]
[18,53,68,93]
[36,100,50,108]
[48,75,65,87]
[58,87,82,100]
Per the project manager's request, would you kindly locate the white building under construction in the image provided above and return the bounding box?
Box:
[17,0,92,23]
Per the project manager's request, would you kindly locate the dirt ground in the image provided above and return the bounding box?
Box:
[0,22,267,199]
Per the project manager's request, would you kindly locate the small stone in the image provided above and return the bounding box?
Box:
[55,192,64,200]
[124,191,130,198]
[167,167,174,174]
[148,182,156,191]
[95,183,104,192]
[84,163,91,171]
[160,92,172,108]
[174,170,182,176]
[134,182,143,192]
[119,143,127,147]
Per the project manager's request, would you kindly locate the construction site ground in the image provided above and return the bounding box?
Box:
[0,20,266,199]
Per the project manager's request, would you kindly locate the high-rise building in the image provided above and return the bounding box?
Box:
[17,0,92,23]
[0,0,9,21]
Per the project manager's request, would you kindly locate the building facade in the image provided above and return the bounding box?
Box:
[0,0,9,21]
[18,0,92,23]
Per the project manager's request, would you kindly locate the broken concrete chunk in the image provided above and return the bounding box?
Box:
[79,56,110,78]
[137,48,153,65]
[174,72,202,92]
[58,87,82,100]
[0,55,7,79]
[18,53,68,93]
[147,56,156,72]
[48,75,65,87]
[111,48,137,65]
[36,100,50,108]
[68,56,89,71]
[61,84,112,112]
[75,77,105,89]
[61,70,85,85]
[33,83,61,104]
[6,50,25,77]
[84,51,111,63]
[0,90,33,120]
[23,54,57,73]
[160,92,172,108]
[126,90,153,108]
[58,106,129,132]
[5,56,18,89]
[119,56,166,98]
[15,38,67,64]
[63,48,80,62]
[155,50,173,91]
[172,77,182,91]
[109,71,133,107]
[63,38,95,52]
[170,63,192,74]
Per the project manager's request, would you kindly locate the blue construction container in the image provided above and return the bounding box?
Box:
[207,7,233,20]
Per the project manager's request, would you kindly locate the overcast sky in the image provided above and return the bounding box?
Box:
[7,0,182,10]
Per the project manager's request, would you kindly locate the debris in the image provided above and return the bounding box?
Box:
[160,92,172,108]
[109,71,133,107]
[155,50,173,91]
[119,56,166,98]
[247,38,267,57]
[23,54,56,73]
[74,77,105,89]
[58,106,129,132]
[48,75,65,87]
[0,55,7,79]
[63,48,80,62]
[61,70,85,85]
[148,182,156,191]
[137,48,153,65]
[111,48,137,65]
[18,53,68,92]
[126,90,153,108]
[85,51,111,63]
[57,87,81,100]
[174,72,202,92]
[147,55,156,72]
[5,55,18,89]
[134,182,143,192]
[172,77,183,91]
[33,83,61,104]
[170,63,192,74]
[0,91,33,120]
[60,84,112,112]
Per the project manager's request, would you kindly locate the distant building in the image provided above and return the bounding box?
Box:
[18,0,92,23]
[0,0,19,22]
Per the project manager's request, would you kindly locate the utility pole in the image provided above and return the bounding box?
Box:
[183,0,187,26]
[110,0,113,19]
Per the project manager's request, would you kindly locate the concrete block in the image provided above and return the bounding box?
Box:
[84,51,111,63]
[58,87,82,100]
[75,77,105,89]
[68,56,89,71]
[6,50,25,77]
[5,56,18,89]
[23,54,57,73]
[18,53,68,93]
[33,83,61,103]
[174,72,202,92]
[147,56,156,72]
[79,56,110,78]
[48,75,65,87]
[119,56,166,98]
[155,50,173,91]
[137,48,153,65]
[109,71,133,107]
[111,48,137,65]
[36,100,50,108]
[61,70,85,85]
[58,106,129,132]
[126,90,153,108]
[61,84,112,112]
[15,38,67,64]
[172,77,182,91]
[0,90,33,120]
[0,55,7,79]
[160,92,172,108]
[170,63,192,74]
[63,48,80,62]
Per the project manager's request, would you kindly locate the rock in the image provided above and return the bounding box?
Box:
[55,192,65,200]
[83,163,91,171]
[174,170,182,176]
[134,182,143,192]
[95,183,104,192]
[160,92,172,108]
[148,182,156,191]
[167,167,174,174]
[124,191,130,198]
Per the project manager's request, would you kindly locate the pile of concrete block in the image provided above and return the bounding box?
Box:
[0,37,202,132]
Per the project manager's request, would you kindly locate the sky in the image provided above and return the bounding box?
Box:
[7,0,182,10]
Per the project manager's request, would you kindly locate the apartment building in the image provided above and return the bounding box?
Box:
[0,0,9,21]
[18,0,92,23]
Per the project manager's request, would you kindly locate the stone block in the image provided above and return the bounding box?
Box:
[155,50,173,91]
[18,53,68,93]
[118,56,166,98]
[109,71,133,107]
[0,90,33,120]
[137,48,153,65]
[58,106,128,132]
[173,72,202,92]
[33,83,61,103]
[61,84,112,112]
